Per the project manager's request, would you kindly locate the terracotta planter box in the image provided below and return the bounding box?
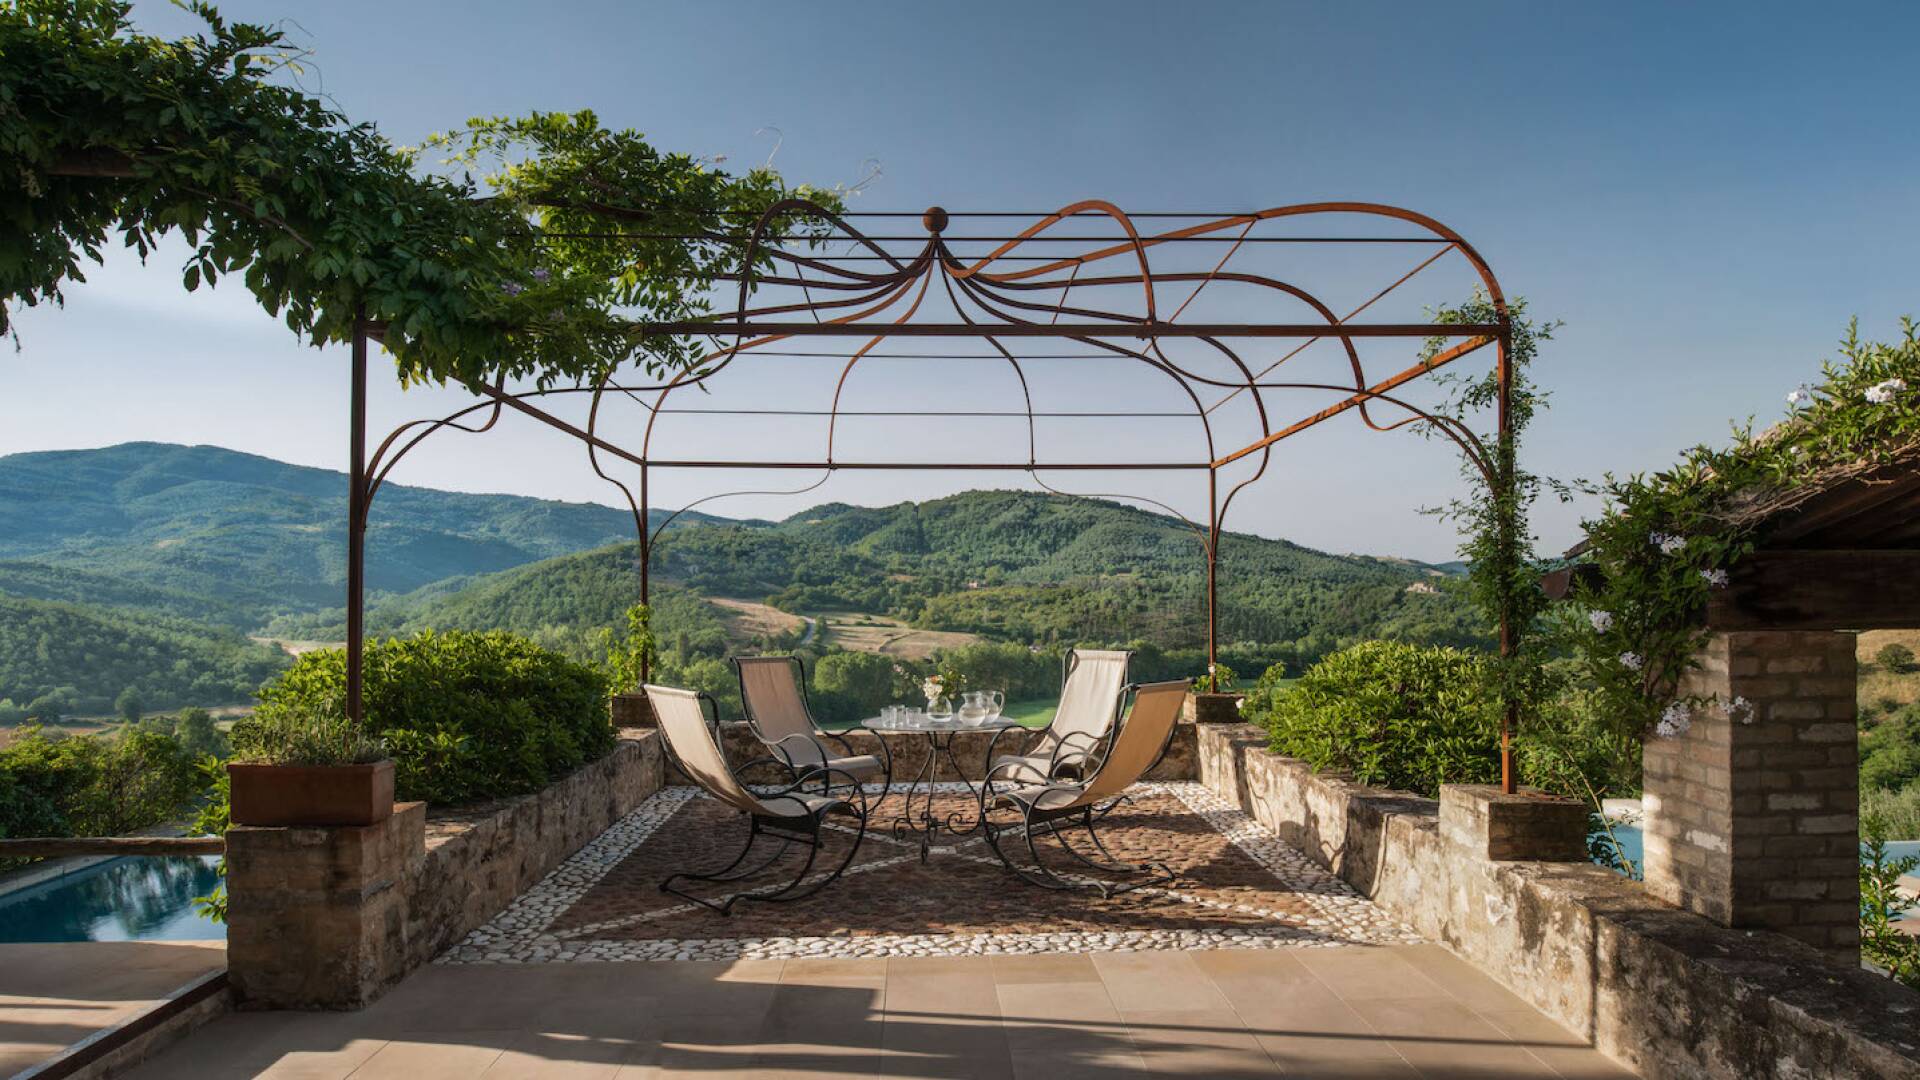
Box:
[228,760,395,827]
[1187,692,1246,724]
[611,692,656,729]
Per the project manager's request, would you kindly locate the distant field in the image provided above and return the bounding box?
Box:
[709,597,808,644]
[250,636,337,656]
[1860,629,1920,716]
[818,612,981,659]
[1002,698,1056,727]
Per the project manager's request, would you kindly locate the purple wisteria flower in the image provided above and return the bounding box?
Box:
[501,281,524,296]
[1699,568,1729,587]
[1726,696,1756,725]
[1651,532,1687,555]
[1618,652,1644,672]
[531,267,552,284]
[1785,385,1815,408]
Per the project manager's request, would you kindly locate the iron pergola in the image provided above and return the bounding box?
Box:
[346,199,1521,786]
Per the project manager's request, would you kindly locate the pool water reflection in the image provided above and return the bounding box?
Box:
[0,855,224,942]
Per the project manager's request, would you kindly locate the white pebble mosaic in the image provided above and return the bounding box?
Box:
[439,781,1419,965]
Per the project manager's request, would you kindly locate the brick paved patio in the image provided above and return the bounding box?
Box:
[442,782,1420,965]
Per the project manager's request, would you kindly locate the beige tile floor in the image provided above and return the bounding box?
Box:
[0,940,227,1076]
[123,945,1635,1079]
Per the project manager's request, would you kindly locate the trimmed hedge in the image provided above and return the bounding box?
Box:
[238,630,612,805]
[1244,639,1498,796]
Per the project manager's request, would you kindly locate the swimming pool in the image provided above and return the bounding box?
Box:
[1593,827,1918,913]
[0,855,225,943]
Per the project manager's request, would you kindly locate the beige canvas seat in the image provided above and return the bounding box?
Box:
[734,656,891,796]
[983,679,1187,897]
[983,648,1131,791]
[645,683,870,915]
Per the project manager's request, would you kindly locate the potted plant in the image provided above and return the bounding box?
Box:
[1187,663,1246,724]
[600,603,657,728]
[227,704,394,827]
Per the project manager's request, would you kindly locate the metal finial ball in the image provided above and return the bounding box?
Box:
[922,206,949,234]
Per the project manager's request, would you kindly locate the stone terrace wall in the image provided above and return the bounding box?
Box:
[227,730,664,1009]
[1199,723,1920,1080]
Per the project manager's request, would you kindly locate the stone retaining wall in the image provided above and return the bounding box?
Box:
[684,718,1198,785]
[1198,722,1920,1080]
[226,730,665,1009]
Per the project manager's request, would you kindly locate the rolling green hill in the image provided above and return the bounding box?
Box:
[0,444,1476,714]
[0,443,694,627]
[0,595,289,717]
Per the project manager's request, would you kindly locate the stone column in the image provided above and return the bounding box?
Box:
[1642,630,1860,962]
[225,802,426,1009]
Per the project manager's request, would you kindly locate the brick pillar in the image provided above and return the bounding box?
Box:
[225,802,426,1009]
[1642,631,1860,963]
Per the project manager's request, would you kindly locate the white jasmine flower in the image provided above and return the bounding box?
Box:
[1785,385,1814,408]
[1654,701,1692,738]
[1726,696,1755,724]
[1588,610,1615,633]
[1618,652,1644,671]
[1651,532,1687,555]
[1865,377,1908,404]
[1699,568,1729,587]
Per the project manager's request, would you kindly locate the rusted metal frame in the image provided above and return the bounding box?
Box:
[943,199,1159,321]
[347,314,369,723]
[363,386,507,509]
[643,460,1209,471]
[542,231,1453,244]
[933,258,1038,464]
[1205,244,1459,418]
[1211,335,1497,469]
[944,271,1218,463]
[1167,219,1256,326]
[823,270,939,462]
[1495,327,1517,794]
[629,321,1502,339]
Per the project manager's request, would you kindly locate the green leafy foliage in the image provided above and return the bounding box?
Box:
[1876,643,1917,674]
[0,1,840,389]
[1862,707,1920,793]
[0,726,202,859]
[1245,641,1499,796]
[238,630,611,804]
[0,594,289,714]
[1565,321,1920,737]
[1860,821,1920,989]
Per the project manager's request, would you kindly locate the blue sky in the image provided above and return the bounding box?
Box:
[5,1,1917,561]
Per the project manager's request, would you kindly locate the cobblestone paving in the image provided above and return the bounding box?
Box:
[440,782,1420,965]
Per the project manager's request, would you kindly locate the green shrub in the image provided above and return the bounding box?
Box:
[1245,640,1498,796]
[1876,642,1917,674]
[0,726,201,857]
[1863,783,1920,841]
[238,630,612,805]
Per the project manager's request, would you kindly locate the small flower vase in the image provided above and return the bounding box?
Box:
[926,694,954,721]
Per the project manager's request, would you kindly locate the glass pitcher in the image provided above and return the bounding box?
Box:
[957,691,989,726]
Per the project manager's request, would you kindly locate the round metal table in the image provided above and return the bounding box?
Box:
[865,713,1024,862]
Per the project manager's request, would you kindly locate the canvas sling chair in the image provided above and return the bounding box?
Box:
[981,679,1188,898]
[646,683,871,916]
[981,648,1131,800]
[734,655,892,800]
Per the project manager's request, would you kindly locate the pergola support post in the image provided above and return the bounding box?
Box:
[347,315,368,724]
[1642,629,1861,964]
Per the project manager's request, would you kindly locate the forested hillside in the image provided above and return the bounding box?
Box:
[0,446,1479,716]
[0,443,656,626]
[0,595,289,718]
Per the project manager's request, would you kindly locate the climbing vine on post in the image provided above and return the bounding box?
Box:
[1567,320,1920,740]
[1423,293,1562,792]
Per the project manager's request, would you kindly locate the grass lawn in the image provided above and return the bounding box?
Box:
[1000,698,1056,728]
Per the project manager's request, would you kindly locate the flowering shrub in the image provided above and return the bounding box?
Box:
[1561,320,1920,739]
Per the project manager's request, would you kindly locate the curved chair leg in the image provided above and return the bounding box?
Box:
[663,820,796,913]
[730,806,870,913]
[1050,807,1173,896]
